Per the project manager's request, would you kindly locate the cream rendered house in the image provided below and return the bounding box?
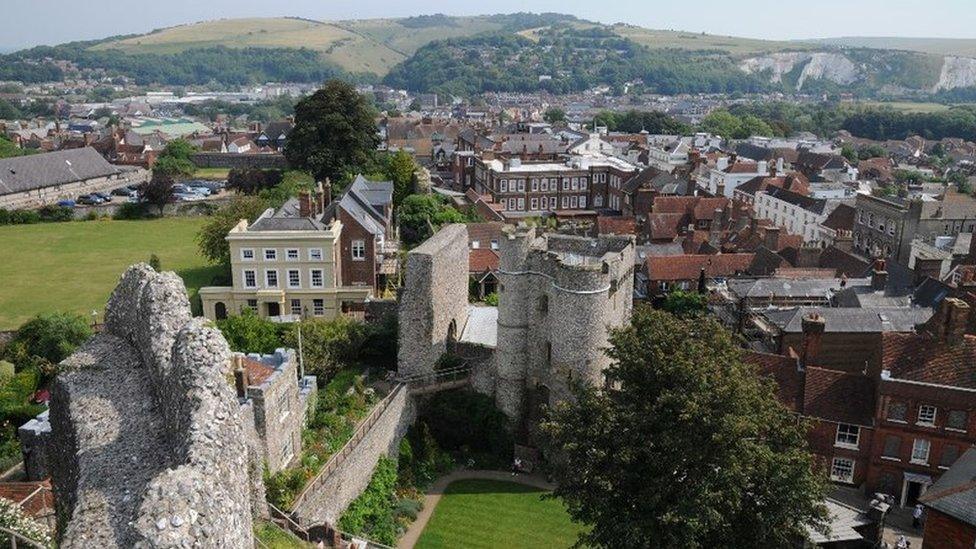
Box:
[199,192,372,322]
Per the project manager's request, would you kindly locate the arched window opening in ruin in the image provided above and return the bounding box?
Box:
[214,302,227,320]
[447,319,458,353]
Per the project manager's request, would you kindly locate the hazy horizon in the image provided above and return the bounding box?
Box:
[4,0,976,52]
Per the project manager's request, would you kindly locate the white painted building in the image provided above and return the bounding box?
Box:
[706,157,783,198]
[754,186,838,243]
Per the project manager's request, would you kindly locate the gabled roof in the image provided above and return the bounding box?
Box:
[760,185,828,214]
[822,204,856,232]
[744,350,802,413]
[761,307,930,334]
[802,367,876,425]
[646,253,754,282]
[0,147,119,196]
[920,447,976,526]
[818,246,872,278]
[597,216,636,236]
[469,248,499,274]
[648,213,685,240]
[882,332,976,389]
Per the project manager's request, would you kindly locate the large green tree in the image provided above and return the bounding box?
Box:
[197,196,270,267]
[397,194,469,246]
[385,150,416,206]
[152,138,197,179]
[285,80,380,184]
[2,312,92,366]
[543,307,827,548]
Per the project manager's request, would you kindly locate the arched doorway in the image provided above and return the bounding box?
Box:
[447,319,458,353]
[214,302,227,321]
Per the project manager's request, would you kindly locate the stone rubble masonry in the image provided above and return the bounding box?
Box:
[291,384,415,526]
[495,226,635,420]
[397,223,470,377]
[48,264,257,548]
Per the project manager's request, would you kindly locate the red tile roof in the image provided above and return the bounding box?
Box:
[645,253,754,282]
[881,332,976,389]
[744,350,803,413]
[596,216,636,236]
[0,480,52,517]
[243,358,275,387]
[469,248,499,274]
[802,367,876,425]
[725,161,759,174]
[648,213,684,240]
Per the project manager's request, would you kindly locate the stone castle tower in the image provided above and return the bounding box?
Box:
[495,226,635,421]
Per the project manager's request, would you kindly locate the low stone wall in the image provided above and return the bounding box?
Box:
[291,384,415,526]
[0,169,151,210]
[70,194,232,219]
[48,264,258,547]
[191,153,288,170]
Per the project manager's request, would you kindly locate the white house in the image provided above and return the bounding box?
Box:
[706,157,783,198]
[754,186,839,244]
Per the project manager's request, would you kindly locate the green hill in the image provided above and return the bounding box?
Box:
[808,36,976,58]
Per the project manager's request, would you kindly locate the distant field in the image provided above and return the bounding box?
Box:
[415,479,584,549]
[811,37,976,58]
[859,101,953,113]
[0,218,217,330]
[612,24,812,55]
[194,167,231,180]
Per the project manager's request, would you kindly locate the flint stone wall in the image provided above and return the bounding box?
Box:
[48,264,258,548]
[397,224,470,377]
[291,384,415,526]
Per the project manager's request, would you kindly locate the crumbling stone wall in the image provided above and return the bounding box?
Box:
[291,384,415,526]
[397,224,470,377]
[48,264,258,548]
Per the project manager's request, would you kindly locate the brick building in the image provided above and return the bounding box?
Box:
[920,447,976,549]
[745,298,976,508]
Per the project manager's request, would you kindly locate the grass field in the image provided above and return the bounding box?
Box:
[0,217,218,330]
[194,167,231,180]
[612,24,811,55]
[859,101,954,113]
[415,479,585,549]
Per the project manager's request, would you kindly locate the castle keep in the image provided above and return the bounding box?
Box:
[495,227,635,420]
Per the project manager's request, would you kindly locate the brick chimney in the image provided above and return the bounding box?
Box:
[799,313,826,370]
[930,297,971,345]
[298,190,313,218]
[871,259,888,291]
[315,182,326,216]
[764,227,781,250]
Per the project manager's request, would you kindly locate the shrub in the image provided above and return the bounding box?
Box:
[419,390,513,465]
[483,292,499,306]
[148,254,161,271]
[281,317,366,380]
[3,312,92,365]
[0,496,52,547]
[338,457,399,545]
[215,310,284,354]
[113,202,147,220]
[263,466,307,510]
[37,205,72,222]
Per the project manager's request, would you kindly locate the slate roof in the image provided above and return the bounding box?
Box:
[728,277,870,299]
[822,203,856,232]
[0,147,119,196]
[920,447,976,526]
[818,246,872,278]
[882,332,976,389]
[761,185,828,214]
[761,307,931,334]
[249,198,329,231]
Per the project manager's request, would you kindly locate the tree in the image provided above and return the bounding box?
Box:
[858,143,887,160]
[197,196,269,267]
[140,172,175,215]
[385,150,416,206]
[661,289,707,317]
[840,144,858,164]
[700,109,741,139]
[152,138,197,179]
[542,307,827,548]
[215,310,283,354]
[285,80,380,184]
[543,107,566,124]
[397,194,469,246]
[3,312,92,366]
[281,316,366,379]
[227,168,282,195]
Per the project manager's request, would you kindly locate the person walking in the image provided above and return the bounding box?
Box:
[912,504,924,530]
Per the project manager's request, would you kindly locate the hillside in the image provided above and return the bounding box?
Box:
[6,13,976,98]
[89,14,580,75]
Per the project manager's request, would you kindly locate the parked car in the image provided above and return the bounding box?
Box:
[57,199,76,208]
[111,186,136,196]
[76,194,104,205]
[185,183,213,196]
[93,192,113,202]
[187,180,224,193]
[174,192,204,202]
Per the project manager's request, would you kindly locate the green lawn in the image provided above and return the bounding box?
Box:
[0,217,220,330]
[415,479,585,549]
[194,167,231,180]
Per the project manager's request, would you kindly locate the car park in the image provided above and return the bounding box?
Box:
[93,192,113,202]
[76,194,104,205]
[57,199,76,208]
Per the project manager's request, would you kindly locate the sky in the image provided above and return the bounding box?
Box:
[4,0,976,51]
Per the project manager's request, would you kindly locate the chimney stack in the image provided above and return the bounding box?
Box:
[298,190,312,218]
[871,259,888,291]
[930,297,971,345]
[764,226,781,250]
[799,313,826,370]
[315,182,326,216]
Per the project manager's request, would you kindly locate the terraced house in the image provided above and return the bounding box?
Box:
[200,176,396,321]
